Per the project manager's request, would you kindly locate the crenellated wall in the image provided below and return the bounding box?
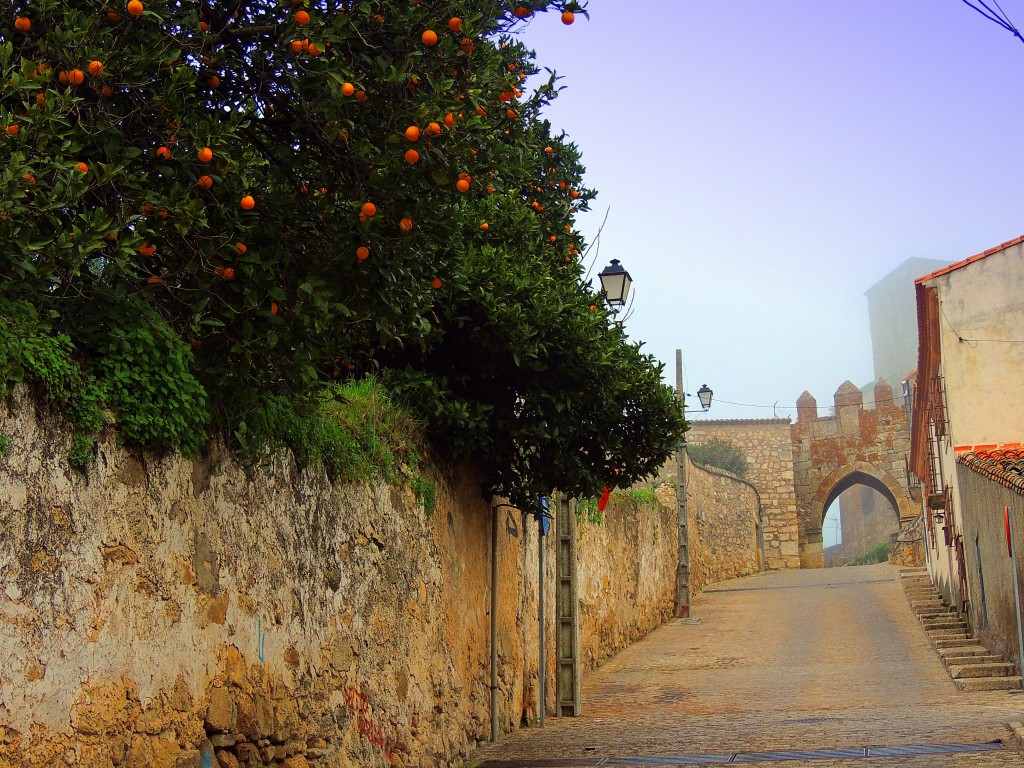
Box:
[791,379,917,568]
[0,387,677,768]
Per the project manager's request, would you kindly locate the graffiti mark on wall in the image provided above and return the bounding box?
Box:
[344,684,396,760]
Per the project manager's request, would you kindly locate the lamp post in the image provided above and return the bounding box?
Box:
[597,259,633,310]
[675,354,713,619]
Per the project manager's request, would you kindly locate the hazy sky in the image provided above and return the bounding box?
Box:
[521,2,1024,422]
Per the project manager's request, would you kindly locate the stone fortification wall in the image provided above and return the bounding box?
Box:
[685,421,800,570]
[791,380,915,568]
[0,388,674,768]
[684,456,762,593]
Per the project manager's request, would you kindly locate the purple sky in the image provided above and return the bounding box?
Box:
[521,2,1024,422]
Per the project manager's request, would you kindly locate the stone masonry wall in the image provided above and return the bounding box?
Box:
[0,387,675,768]
[575,494,677,673]
[791,380,914,568]
[685,421,800,570]
[684,457,762,594]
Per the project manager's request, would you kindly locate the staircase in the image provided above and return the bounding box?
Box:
[900,568,1022,691]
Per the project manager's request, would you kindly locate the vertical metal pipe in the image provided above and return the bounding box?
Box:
[490,501,499,742]
[538,515,546,727]
[1007,506,1024,678]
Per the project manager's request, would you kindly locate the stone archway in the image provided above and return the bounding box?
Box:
[792,379,916,568]
[811,461,915,526]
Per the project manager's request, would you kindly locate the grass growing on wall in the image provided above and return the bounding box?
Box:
[0,301,437,507]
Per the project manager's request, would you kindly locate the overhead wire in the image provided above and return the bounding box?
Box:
[960,0,1024,42]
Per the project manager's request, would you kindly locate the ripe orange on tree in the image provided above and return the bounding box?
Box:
[449,17,462,32]
[562,11,575,25]
[139,242,156,256]
[197,147,213,162]
[404,149,420,164]
[207,75,221,89]
[67,69,85,86]
[87,61,104,77]
[456,179,469,192]
[295,10,310,25]
[14,16,31,32]
[360,202,377,217]
[341,82,355,96]
[234,242,247,254]
[431,277,443,289]
[156,146,171,159]
[307,42,322,56]
[399,217,413,231]
[444,113,455,128]
[356,246,370,261]
[421,29,438,46]
[75,161,88,173]
[197,175,214,190]
[5,125,18,135]
[426,121,441,136]
[404,125,420,141]
[127,0,144,16]
[240,195,255,210]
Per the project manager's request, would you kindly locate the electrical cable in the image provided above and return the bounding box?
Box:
[961,0,1024,42]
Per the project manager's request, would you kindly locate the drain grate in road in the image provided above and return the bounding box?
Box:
[477,739,1004,767]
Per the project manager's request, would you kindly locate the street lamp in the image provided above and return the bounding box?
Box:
[696,384,713,411]
[597,259,632,310]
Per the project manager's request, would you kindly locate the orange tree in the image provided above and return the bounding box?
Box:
[1,0,684,504]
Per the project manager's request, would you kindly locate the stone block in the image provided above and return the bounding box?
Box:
[205,687,235,733]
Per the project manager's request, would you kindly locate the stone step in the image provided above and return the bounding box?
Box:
[938,645,991,658]
[954,676,1023,691]
[935,636,976,648]
[944,654,1004,667]
[948,662,1016,679]
[923,622,968,632]
[921,613,963,623]
[926,626,970,636]
[916,607,953,616]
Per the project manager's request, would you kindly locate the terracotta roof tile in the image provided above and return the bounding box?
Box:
[957,448,1024,495]
[689,418,792,426]
[915,233,1024,284]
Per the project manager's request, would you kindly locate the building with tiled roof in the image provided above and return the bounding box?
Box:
[909,235,1024,671]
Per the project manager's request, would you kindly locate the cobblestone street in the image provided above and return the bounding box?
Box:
[471,564,1024,767]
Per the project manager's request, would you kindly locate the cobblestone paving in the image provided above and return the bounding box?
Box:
[470,564,1024,767]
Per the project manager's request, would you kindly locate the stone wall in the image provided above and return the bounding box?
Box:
[684,457,762,593]
[575,494,677,673]
[0,388,675,768]
[685,421,800,570]
[791,379,915,568]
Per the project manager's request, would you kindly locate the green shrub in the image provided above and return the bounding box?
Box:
[688,437,749,478]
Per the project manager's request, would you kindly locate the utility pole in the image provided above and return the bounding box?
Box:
[675,348,691,618]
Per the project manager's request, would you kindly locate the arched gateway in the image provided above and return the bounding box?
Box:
[687,378,922,571]
[792,380,917,568]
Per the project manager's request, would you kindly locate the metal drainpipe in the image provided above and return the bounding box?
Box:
[538,514,545,727]
[490,500,499,742]
[694,462,766,570]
